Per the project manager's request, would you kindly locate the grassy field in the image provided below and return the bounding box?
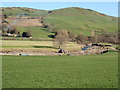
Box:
[16,27,54,39]
[2,40,83,51]
[1,26,53,39]
[2,40,53,47]
[2,52,118,88]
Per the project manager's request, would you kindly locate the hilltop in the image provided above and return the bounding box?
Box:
[2,7,47,17]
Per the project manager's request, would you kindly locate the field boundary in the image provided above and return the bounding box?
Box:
[1,37,53,41]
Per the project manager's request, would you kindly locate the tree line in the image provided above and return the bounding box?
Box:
[54,30,119,49]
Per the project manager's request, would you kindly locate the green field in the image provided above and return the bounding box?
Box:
[16,27,53,39]
[2,40,83,52]
[2,52,118,88]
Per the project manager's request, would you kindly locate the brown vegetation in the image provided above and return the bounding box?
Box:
[76,33,87,44]
[54,30,69,49]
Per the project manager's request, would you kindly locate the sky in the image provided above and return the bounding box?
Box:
[1,0,119,2]
[1,2,118,17]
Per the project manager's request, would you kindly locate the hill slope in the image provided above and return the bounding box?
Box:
[2,7,118,37]
[7,19,43,27]
[2,7,47,17]
[44,7,118,35]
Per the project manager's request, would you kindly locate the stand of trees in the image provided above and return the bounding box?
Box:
[77,31,119,44]
[2,24,32,38]
[1,14,32,38]
[2,24,20,37]
[54,30,119,49]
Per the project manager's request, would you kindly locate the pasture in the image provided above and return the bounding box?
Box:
[15,27,54,39]
[2,52,118,88]
[2,40,82,52]
[2,40,53,47]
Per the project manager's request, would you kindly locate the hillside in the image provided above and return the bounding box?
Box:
[2,7,47,17]
[44,7,118,35]
[1,7,118,38]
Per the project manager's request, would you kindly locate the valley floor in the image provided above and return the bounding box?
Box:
[2,52,118,88]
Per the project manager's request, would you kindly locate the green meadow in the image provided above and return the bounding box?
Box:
[2,52,118,88]
[16,27,54,39]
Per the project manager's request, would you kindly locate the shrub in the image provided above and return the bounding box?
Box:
[76,33,87,44]
[22,31,32,38]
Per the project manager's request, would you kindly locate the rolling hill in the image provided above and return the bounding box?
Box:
[2,7,47,17]
[44,7,118,35]
[1,7,118,38]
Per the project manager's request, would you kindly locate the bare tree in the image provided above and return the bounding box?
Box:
[68,31,76,41]
[89,36,98,43]
[89,30,98,43]
[54,30,69,49]
[76,33,87,44]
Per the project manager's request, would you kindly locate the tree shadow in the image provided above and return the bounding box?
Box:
[48,35,55,38]
[33,46,58,49]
